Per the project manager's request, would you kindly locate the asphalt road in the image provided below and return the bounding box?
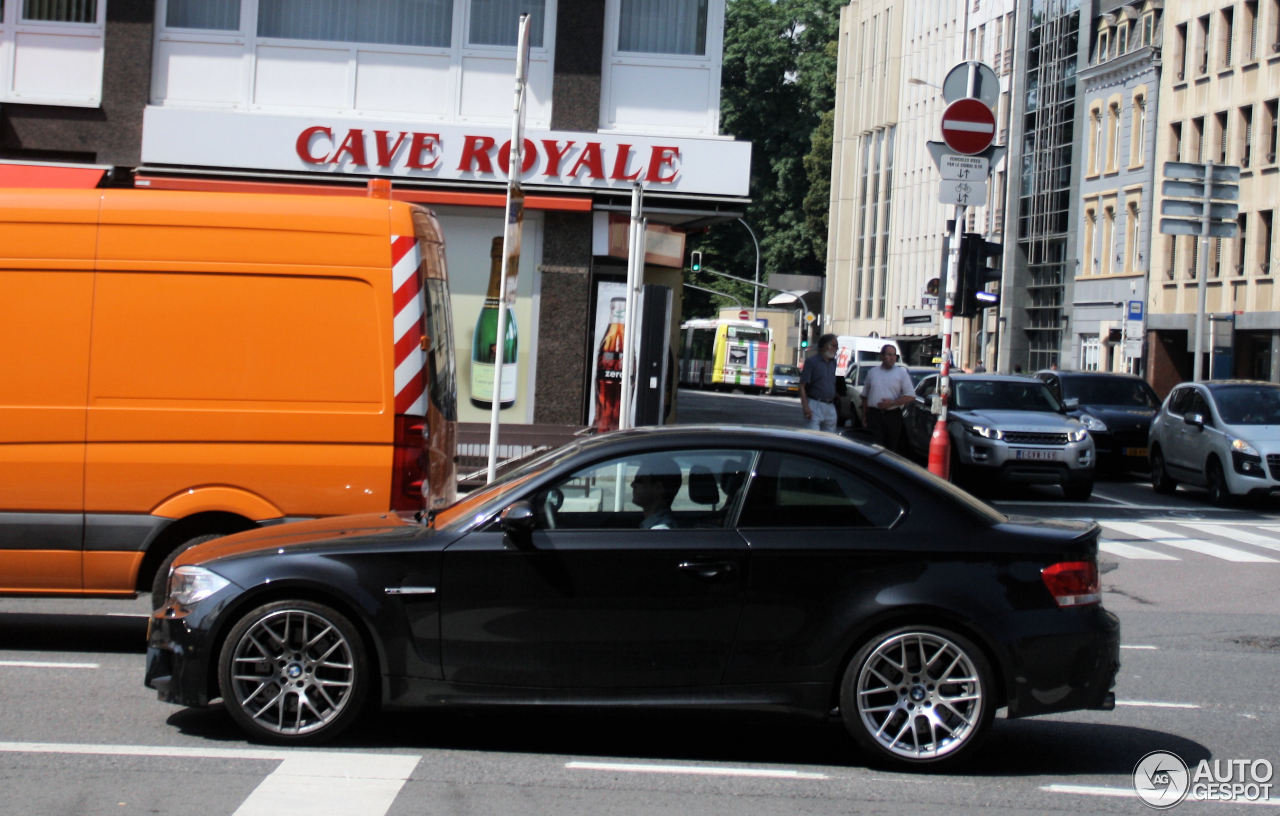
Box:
[0,388,1276,814]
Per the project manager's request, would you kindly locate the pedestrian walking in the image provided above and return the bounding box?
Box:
[800,333,839,432]
[862,344,914,450]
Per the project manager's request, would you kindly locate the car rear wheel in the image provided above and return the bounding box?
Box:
[839,626,994,768]
[218,600,370,744]
[1205,458,1233,507]
[1150,448,1177,494]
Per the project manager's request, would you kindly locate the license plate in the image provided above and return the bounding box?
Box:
[1124,447,1148,457]
[1013,448,1057,461]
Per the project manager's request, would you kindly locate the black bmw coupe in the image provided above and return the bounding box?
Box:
[145,425,1119,769]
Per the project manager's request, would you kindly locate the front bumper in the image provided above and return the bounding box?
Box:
[955,437,1094,486]
[144,606,217,708]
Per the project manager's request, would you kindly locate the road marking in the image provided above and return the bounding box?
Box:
[1100,540,1179,560]
[1180,522,1280,555]
[1044,783,1280,806]
[0,660,99,669]
[566,760,828,780]
[0,742,419,816]
[1104,521,1278,562]
[1120,644,1158,650]
[1115,700,1201,709]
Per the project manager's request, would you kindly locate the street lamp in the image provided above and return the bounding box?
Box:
[737,218,760,320]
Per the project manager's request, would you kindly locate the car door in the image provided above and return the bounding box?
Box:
[727,450,908,684]
[902,374,938,456]
[1163,386,1208,480]
[439,449,752,688]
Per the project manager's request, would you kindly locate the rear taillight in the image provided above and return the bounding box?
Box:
[391,414,426,511]
[1041,560,1100,607]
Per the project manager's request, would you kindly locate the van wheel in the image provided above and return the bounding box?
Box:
[150,534,223,610]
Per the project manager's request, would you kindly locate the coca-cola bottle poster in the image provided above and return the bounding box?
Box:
[588,281,627,430]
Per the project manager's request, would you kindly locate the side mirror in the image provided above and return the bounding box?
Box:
[1063,397,1080,411]
[1184,412,1205,429]
[500,501,536,548]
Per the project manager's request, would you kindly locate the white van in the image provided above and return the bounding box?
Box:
[834,336,901,378]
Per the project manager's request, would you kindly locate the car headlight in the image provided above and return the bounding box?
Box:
[169,565,231,605]
[1230,438,1260,457]
[1068,426,1089,442]
[967,423,1003,440]
[1078,414,1108,432]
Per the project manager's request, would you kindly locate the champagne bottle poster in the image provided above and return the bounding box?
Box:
[470,236,518,411]
[588,281,628,430]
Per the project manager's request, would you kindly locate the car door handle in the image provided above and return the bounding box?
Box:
[677,560,736,579]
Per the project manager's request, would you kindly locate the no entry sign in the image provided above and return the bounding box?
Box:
[940,98,996,155]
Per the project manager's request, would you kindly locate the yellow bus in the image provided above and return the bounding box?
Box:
[679,319,774,394]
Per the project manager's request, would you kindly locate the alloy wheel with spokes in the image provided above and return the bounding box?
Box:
[840,627,993,768]
[218,600,369,744]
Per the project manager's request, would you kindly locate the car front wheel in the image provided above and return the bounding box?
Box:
[1205,457,1233,507]
[218,600,370,744]
[839,626,994,768]
[1063,477,1093,501]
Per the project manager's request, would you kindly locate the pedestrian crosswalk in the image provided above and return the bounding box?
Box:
[1099,520,1280,563]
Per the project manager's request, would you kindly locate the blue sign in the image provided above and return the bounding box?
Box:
[1127,300,1144,322]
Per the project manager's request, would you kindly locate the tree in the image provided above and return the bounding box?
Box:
[686,0,842,317]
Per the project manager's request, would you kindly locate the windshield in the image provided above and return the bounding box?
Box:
[1062,376,1158,408]
[953,380,1062,412]
[1211,385,1280,425]
[775,365,799,376]
[430,444,568,528]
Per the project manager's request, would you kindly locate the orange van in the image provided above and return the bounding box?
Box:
[0,186,457,605]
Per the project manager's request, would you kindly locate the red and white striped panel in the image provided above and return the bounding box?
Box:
[391,235,427,416]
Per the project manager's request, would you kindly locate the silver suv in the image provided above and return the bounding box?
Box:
[1148,380,1280,505]
[902,373,1096,500]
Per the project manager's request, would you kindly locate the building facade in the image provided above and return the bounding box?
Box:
[1147,0,1280,393]
[0,0,751,426]
[825,0,1015,368]
[1073,0,1162,375]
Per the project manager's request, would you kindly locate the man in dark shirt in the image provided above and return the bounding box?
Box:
[800,333,839,432]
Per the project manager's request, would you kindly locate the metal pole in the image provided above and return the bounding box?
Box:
[620,184,643,430]
[738,218,761,320]
[1192,159,1212,381]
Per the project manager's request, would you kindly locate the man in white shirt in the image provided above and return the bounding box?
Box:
[862,344,915,450]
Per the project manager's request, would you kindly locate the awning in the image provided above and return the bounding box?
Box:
[0,162,107,188]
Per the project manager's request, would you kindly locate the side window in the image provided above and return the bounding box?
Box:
[917,375,938,398]
[738,453,904,529]
[532,449,754,531]
[1185,392,1211,421]
[1167,387,1194,415]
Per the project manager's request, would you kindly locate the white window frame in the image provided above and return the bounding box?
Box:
[0,0,107,106]
[600,0,725,135]
[152,0,556,125]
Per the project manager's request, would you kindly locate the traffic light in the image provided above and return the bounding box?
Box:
[956,233,1003,318]
[690,250,702,272]
[800,327,809,349]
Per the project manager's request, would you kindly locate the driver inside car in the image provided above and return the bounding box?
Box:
[631,458,682,530]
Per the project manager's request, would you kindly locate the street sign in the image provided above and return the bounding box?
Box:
[903,310,935,325]
[1164,161,1241,181]
[939,154,989,180]
[1161,198,1240,219]
[738,309,749,320]
[1127,300,1144,322]
[939,178,988,206]
[1160,217,1239,237]
[942,61,1000,108]
[940,98,996,155]
[1162,179,1240,200]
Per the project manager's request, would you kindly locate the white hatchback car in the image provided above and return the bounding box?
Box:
[1148,380,1280,505]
